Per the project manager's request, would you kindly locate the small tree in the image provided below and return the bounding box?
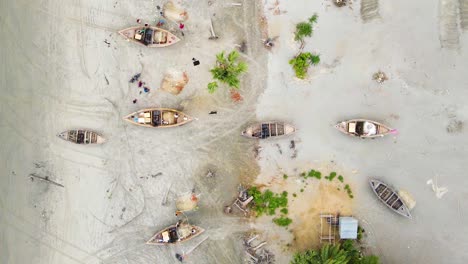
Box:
[289,52,320,79]
[207,50,248,94]
[294,14,318,46]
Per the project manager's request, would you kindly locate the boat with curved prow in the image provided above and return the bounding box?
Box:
[58,130,106,144]
[242,122,296,139]
[123,108,193,128]
[335,119,395,138]
[118,26,180,48]
[369,179,412,219]
[146,221,204,245]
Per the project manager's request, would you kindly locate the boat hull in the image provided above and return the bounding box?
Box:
[146,224,204,245]
[58,130,105,144]
[369,179,412,219]
[123,108,193,128]
[335,119,393,138]
[118,26,180,48]
[242,122,296,139]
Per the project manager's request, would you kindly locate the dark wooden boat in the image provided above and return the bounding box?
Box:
[123,108,193,128]
[118,26,180,48]
[335,119,394,138]
[242,122,296,139]
[369,179,412,219]
[146,222,204,245]
[58,130,105,144]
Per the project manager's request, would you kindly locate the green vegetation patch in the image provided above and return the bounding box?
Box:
[289,52,320,79]
[273,216,293,227]
[290,240,380,264]
[207,50,248,93]
[294,14,318,42]
[248,187,288,216]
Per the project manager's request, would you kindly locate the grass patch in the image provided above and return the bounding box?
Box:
[283,174,288,179]
[338,175,344,182]
[273,216,293,227]
[280,208,289,214]
[294,14,318,42]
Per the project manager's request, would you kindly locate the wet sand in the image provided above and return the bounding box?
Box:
[254,0,468,263]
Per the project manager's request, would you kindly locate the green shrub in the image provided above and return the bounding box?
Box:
[273,216,293,227]
[208,50,247,93]
[289,52,320,79]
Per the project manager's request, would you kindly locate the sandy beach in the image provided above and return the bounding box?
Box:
[2,0,468,263]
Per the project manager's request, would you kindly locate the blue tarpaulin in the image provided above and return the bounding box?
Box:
[339,217,358,239]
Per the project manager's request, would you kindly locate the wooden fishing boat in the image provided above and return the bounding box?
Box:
[369,179,412,219]
[118,26,180,48]
[242,122,296,139]
[58,130,105,144]
[334,119,394,138]
[123,108,193,128]
[146,222,204,245]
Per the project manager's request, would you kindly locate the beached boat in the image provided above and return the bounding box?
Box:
[334,119,394,138]
[242,122,296,139]
[118,26,180,48]
[146,221,204,245]
[369,179,412,219]
[58,130,105,144]
[123,108,193,128]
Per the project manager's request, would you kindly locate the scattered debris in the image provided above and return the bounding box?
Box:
[209,111,217,115]
[372,71,388,83]
[230,89,243,102]
[224,185,253,216]
[175,237,208,262]
[209,18,219,40]
[254,146,262,159]
[152,172,163,178]
[235,41,247,53]
[427,178,448,199]
[104,39,111,47]
[29,173,64,188]
[446,119,463,133]
[243,234,275,263]
[289,140,295,149]
[334,0,347,7]
[263,36,278,49]
[132,99,137,104]
[192,58,200,66]
[205,169,215,178]
[268,0,287,15]
[129,73,141,83]
[104,75,109,85]
[161,70,189,95]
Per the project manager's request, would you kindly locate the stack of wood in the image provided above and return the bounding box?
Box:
[243,235,274,264]
[224,185,253,216]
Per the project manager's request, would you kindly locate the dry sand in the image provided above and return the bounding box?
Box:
[2,0,468,263]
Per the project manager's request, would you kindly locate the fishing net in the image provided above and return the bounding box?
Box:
[176,193,199,212]
[163,1,188,23]
[398,190,416,210]
[160,70,189,95]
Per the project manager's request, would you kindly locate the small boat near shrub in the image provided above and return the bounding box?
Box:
[369,179,412,219]
[123,108,193,128]
[146,221,204,245]
[242,122,296,139]
[334,119,395,138]
[58,130,105,144]
[118,26,180,48]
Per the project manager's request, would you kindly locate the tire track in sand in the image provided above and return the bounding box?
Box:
[439,0,460,49]
[459,0,468,30]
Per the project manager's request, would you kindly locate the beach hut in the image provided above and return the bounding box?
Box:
[339,217,358,239]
